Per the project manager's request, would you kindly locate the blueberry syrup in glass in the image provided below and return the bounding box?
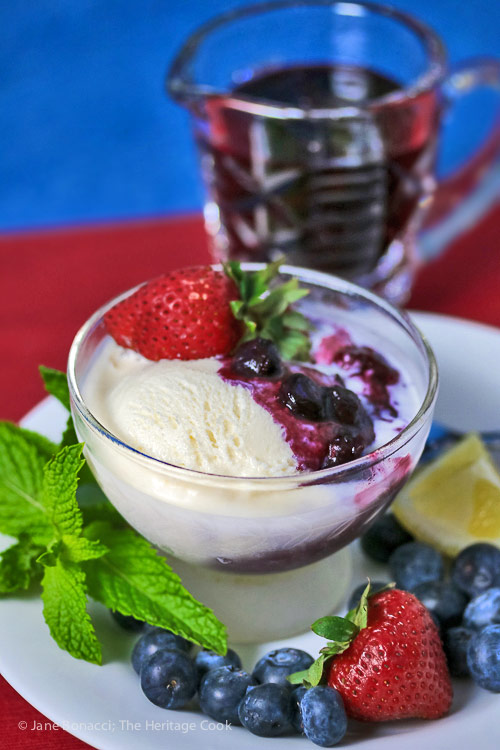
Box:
[219,335,403,471]
[219,342,377,471]
[333,345,400,418]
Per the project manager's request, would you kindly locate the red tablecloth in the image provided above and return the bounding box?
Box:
[1,206,499,748]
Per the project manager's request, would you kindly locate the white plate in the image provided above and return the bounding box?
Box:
[1,312,500,750]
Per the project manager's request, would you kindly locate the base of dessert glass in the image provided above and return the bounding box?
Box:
[167,547,352,644]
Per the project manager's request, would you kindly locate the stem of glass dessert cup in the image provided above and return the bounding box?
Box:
[166,548,353,644]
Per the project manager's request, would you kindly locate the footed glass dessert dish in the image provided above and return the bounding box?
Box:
[68,265,437,642]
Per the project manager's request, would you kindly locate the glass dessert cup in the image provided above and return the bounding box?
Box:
[68,265,438,643]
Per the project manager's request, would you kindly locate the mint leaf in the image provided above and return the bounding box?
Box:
[0,422,56,543]
[37,543,61,568]
[40,444,108,564]
[80,500,125,527]
[38,538,107,567]
[41,444,85,538]
[312,615,359,642]
[39,366,84,456]
[39,366,70,411]
[0,534,44,594]
[61,416,79,448]
[77,482,126,526]
[83,523,227,654]
[63,537,109,563]
[41,557,101,664]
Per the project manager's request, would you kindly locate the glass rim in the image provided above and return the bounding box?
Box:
[67,264,438,488]
[167,0,447,118]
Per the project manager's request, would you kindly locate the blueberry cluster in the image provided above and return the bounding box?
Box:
[230,337,375,468]
[361,515,500,692]
[114,620,349,747]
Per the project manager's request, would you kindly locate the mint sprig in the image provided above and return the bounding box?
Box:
[41,557,102,664]
[288,581,393,688]
[83,522,226,653]
[39,366,71,411]
[223,260,312,361]
[0,369,227,662]
[0,534,44,594]
[0,422,56,544]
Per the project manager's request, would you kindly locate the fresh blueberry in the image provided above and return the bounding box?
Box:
[140,648,197,708]
[412,580,469,629]
[252,648,314,686]
[360,513,413,563]
[467,624,500,692]
[463,587,500,630]
[451,543,500,598]
[198,665,257,725]
[110,610,145,632]
[232,338,283,378]
[301,686,347,747]
[132,629,190,674]
[238,683,293,737]
[388,541,444,590]
[290,685,308,733]
[143,625,192,652]
[324,386,361,425]
[195,647,242,681]
[443,627,474,677]
[347,581,388,611]
[279,374,326,421]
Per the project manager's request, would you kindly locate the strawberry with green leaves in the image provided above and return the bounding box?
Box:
[104,260,312,362]
[289,583,453,722]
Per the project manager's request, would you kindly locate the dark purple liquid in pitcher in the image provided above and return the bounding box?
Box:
[198,64,440,278]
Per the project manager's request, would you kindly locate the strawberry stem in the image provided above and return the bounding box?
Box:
[223,260,312,361]
[287,580,395,688]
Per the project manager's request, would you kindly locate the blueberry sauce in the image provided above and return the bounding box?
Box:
[333,345,399,418]
[314,328,353,365]
[219,352,375,472]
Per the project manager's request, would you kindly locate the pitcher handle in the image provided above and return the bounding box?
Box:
[424,57,500,231]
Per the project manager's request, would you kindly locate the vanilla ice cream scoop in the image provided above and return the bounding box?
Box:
[84,341,297,477]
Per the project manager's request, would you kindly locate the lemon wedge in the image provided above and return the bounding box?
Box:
[393,433,500,557]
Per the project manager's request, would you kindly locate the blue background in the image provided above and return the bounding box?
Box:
[0,0,498,232]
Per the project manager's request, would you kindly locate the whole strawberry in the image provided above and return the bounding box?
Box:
[289,584,452,722]
[104,261,312,362]
[104,266,242,360]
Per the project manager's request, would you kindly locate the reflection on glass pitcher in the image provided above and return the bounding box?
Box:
[168,1,500,305]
